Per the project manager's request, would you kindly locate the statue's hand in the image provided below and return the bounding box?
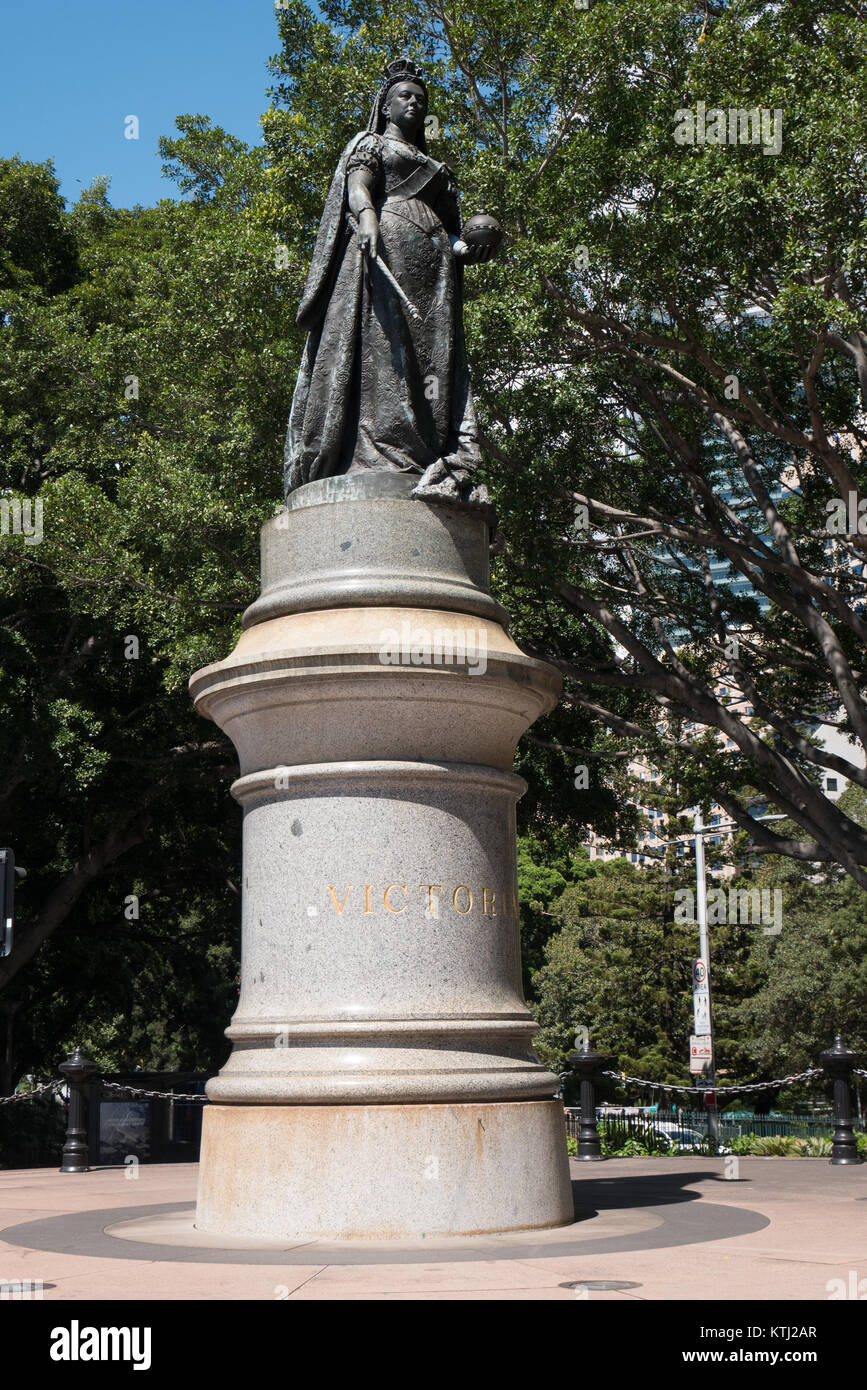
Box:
[357,208,380,261]
[453,240,496,265]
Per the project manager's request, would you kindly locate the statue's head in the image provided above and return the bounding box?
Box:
[370,58,429,149]
[382,78,427,126]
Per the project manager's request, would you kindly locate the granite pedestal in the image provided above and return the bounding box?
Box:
[189,475,573,1238]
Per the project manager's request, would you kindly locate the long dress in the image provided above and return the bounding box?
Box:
[283,131,482,497]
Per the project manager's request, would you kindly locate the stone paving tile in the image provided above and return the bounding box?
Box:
[0,1157,864,1301]
[40,1264,330,1301]
[286,1284,619,1301]
[274,1258,569,1296]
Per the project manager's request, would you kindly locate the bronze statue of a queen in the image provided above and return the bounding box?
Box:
[283,59,495,503]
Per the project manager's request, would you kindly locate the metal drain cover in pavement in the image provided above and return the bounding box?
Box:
[560,1280,642,1291]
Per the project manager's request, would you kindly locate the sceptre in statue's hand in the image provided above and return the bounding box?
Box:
[346,210,423,324]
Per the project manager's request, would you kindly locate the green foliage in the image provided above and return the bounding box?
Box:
[729,853,867,1073]
[530,856,758,1081]
[737,1135,798,1156]
[600,1125,676,1158]
[0,130,295,1077]
[0,1092,65,1169]
[516,833,600,991]
[531,838,867,1088]
[795,1137,833,1158]
[0,156,79,294]
[730,1133,838,1157]
[567,1127,676,1158]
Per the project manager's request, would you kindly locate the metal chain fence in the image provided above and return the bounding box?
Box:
[1,1080,208,1106]
[600,1067,824,1097]
[2,1066,854,1107]
[0,1081,64,1106]
[99,1081,208,1103]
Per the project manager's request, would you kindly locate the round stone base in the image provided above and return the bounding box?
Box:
[195,1100,574,1239]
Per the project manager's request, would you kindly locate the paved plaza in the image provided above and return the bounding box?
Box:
[1,1156,864,1301]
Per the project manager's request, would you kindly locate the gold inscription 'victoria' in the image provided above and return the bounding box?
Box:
[324,884,519,918]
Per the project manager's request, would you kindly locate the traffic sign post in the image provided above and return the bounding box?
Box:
[692,958,710,1034]
[693,815,719,1152]
[654,811,787,1152]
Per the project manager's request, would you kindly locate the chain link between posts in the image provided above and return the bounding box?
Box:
[0,1080,208,1105]
[599,1067,824,1098]
[0,1080,64,1106]
[100,1081,208,1103]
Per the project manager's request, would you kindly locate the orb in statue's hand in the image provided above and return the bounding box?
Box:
[461,213,503,252]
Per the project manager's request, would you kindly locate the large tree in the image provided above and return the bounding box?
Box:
[0,143,294,1077]
[264,0,867,883]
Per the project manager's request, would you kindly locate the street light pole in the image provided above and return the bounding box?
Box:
[693,811,719,1150]
[645,809,787,1151]
[688,810,787,1152]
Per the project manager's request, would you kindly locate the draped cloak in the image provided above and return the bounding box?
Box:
[282,128,482,497]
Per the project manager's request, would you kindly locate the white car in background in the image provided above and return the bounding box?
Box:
[652,1120,731,1154]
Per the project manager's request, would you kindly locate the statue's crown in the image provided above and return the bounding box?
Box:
[378,57,427,98]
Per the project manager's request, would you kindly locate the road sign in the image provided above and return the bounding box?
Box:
[693,992,710,1033]
[691,958,708,991]
[690,1035,713,1073]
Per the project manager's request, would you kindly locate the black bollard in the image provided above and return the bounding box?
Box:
[565,1038,611,1161]
[819,1035,861,1167]
[59,1047,99,1173]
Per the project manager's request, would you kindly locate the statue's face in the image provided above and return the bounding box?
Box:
[384,81,427,134]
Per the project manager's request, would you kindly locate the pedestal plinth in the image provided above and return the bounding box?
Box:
[190,475,573,1237]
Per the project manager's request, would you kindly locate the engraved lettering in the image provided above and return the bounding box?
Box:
[453,885,473,914]
[327,885,352,914]
[483,888,497,917]
[418,884,444,917]
[383,883,408,913]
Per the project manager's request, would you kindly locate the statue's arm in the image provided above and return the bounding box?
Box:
[435,166,493,265]
[348,167,380,261]
[435,166,462,239]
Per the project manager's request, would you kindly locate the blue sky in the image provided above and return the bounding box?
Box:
[1,1,282,209]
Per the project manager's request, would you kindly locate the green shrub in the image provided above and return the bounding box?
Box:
[566,1128,675,1158]
[728,1133,840,1157]
[730,1135,758,1155]
[793,1136,833,1157]
[749,1135,801,1156]
[600,1125,674,1157]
